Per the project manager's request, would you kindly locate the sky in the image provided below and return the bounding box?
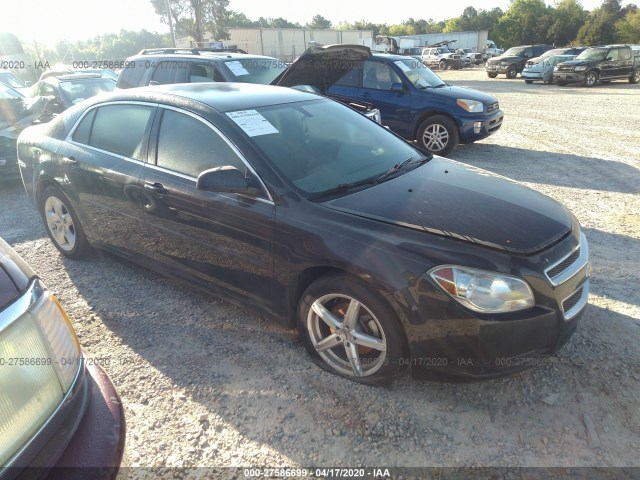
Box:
[5,0,632,47]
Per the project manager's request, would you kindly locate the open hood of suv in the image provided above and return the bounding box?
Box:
[273,44,371,93]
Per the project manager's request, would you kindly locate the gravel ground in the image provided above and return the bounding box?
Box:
[1,67,639,475]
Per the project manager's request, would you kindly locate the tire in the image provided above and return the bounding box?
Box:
[439,59,447,70]
[39,185,89,258]
[298,275,404,385]
[628,69,639,84]
[524,79,533,84]
[487,72,497,78]
[584,70,598,87]
[417,115,459,156]
[506,65,518,79]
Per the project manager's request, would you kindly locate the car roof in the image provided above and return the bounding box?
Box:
[127,51,278,62]
[86,82,319,113]
[46,73,107,82]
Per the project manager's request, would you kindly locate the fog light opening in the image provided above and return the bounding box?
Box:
[473,122,482,134]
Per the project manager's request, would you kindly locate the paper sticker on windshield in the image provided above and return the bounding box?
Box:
[394,60,411,72]
[226,61,250,76]
[227,110,278,137]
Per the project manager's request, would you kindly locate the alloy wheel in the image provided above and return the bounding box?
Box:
[44,196,76,251]
[422,123,450,152]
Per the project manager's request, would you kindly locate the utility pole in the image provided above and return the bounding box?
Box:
[164,0,176,47]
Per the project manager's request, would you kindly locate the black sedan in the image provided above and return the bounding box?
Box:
[0,237,125,479]
[17,83,590,385]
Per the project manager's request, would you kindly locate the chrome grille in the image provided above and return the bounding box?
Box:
[486,102,499,113]
[557,65,574,72]
[545,232,589,286]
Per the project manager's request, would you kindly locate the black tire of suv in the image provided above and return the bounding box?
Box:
[506,65,518,79]
[524,80,533,84]
[630,69,640,84]
[584,70,599,87]
[439,60,447,70]
[487,72,497,78]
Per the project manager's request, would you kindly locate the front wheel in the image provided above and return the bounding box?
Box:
[39,185,89,258]
[487,72,497,78]
[524,79,533,84]
[506,65,518,79]
[298,275,404,385]
[584,70,598,87]
[629,69,640,84]
[417,115,459,156]
[438,59,447,70]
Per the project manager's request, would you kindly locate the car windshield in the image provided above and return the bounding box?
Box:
[58,79,115,104]
[221,58,288,84]
[0,72,26,89]
[503,47,527,56]
[229,99,426,198]
[576,48,608,61]
[549,55,575,65]
[392,59,446,88]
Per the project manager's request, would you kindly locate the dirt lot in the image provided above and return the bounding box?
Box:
[1,67,639,475]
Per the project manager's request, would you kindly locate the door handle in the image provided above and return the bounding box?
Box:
[144,181,168,194]
[63,156,78,167]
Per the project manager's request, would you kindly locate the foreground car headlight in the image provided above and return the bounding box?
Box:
[429,266,535,313]
[574,66,586,72]
[0,280,81,466]
[456,99,484,113]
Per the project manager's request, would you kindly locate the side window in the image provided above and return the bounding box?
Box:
[619,48,631,61]
[189,62,215,83]
[362,61,401,91]
[156,109,244,178]
[88,105,154,159]
[118,63,146,88]
[72,109,96,144]
[334,66,360,87]
[151,61,187,85]
[608,49,619,61]
[523,48,534,58]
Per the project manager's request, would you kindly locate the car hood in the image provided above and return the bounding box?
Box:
[273,44,371,93]
[322,157,572,254]
[557,59,594,67]
[418,84,497,104]
[487,55,521,64]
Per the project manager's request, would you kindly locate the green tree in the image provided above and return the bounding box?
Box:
[616,9,640,42]
[226,11,256,27]
[150,0,230,42]
[576,0,626,45]
[548,0,587,46]
[494,0,552,47]
[307,14,332,29]
[255,17,301,28]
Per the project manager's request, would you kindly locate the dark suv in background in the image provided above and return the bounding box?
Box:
[117,48,288,88]
[553,45,640,87]
[485,44,554,79]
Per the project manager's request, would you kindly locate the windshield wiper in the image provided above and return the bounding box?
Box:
[376,155,431,183]
[308,176,380,201]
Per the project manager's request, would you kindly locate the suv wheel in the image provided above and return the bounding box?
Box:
[524,80,533,84]
[630,69,640,84]
[584,70,599,87]
[487,72,498,78]
[417,115,459,156]
[506,65,518,79]
[439,59,447,70]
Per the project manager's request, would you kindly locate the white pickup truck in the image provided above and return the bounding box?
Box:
[421,45,464,70]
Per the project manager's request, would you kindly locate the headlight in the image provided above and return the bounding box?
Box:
[0,280,81,466]
[429,265,535,313]
[456,99,484,113]
[574,66,586,72]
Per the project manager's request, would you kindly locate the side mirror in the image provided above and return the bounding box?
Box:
[196,166,258,196]
[390,82,404,93]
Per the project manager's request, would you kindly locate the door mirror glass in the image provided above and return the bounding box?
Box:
[390,82,404,93]
[196,166,257,195]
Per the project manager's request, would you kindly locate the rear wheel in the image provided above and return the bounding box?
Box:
[584,70,598,87]
[298,275,403,385]
[506,65,518,79]
[417,115,459,156]
[629,69,640,84]
[39,185,89,258]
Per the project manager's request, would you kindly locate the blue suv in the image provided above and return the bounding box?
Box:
[277,46,504,155]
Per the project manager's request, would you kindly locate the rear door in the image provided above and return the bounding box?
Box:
[61,102,157,257]
[139,106,275,308]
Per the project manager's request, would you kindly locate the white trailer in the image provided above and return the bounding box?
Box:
[395,31,498,55]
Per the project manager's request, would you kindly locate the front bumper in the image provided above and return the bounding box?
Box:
[554,71,586,84]
[522,70,544,81]
[2,360,125,480]
[459,109,504,143]
[485,64,510,74]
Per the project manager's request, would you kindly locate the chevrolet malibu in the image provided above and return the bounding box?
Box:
[0,237,124,478]
[17,83,589,385]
